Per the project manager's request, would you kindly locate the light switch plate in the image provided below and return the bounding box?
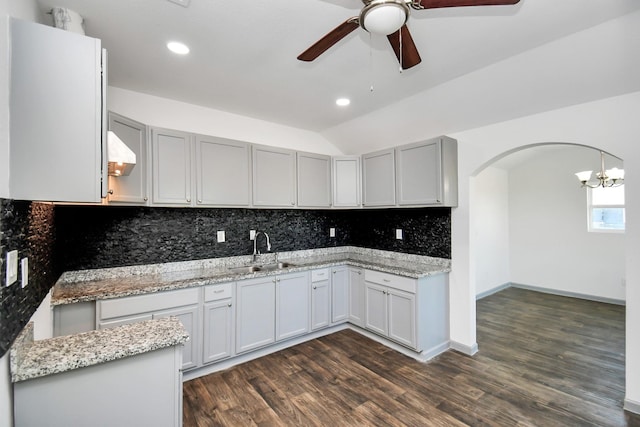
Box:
[329,228,336,237]
[395,229,403,240]
[6,250,18,286]
[250,230,256,240]
[21,257,28,288]
[217,230,226,243]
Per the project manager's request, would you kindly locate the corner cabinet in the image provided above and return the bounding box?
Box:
[151,128,193,206]
[297,152,332,208]
[9,18,106,203]
[396,136,458,207]
[107,113,149,205]
[252,145,296,207]
[362,148,396,206]
[195,136,251,207]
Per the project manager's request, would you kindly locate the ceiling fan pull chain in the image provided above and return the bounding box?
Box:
[369,32,374,92]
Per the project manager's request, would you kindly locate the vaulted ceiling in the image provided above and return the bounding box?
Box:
[35,0,640,152]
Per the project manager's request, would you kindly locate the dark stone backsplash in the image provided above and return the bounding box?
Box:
[55,206,450,271]
[1,200,450,357]
[0,199,57,357]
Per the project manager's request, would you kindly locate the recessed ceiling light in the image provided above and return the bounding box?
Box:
[336,98,350,107]
[167,41,190,55]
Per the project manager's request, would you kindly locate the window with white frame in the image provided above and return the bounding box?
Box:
[587,185,625,232]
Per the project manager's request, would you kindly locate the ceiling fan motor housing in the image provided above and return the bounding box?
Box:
[359,0,410,35]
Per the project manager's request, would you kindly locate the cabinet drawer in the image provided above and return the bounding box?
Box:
[204,282,233,302]
[98,287,200,320]
[311,268,330,282]
[365,270,416,293]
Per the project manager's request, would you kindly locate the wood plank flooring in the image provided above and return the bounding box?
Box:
[183,287,640,426]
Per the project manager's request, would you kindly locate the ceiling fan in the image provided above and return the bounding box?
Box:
[297,0,521,70]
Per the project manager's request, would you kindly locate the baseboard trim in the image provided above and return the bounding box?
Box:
[347,325,449,362]
[510,283,625,306]
[476,283,511,300]
[624,398,640,415]
[449,340,478,356]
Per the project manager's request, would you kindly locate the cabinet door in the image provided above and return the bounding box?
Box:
[252,145,296,207]
[276,272,310,341]
[236,278,276,353]
[107,113,149,204]
[203,299,233,364]
[9,18,105,203]
[153,304,200,370]
[151,128,192,206]
[297,152,331,207]
[196,136,251,206]
[362,149,396,206]
[388,289,417,349]
[365,282,388,336]
[332,156,361,207]
[331,267,349,324]
[396,139,442,205]
[311,279,330,331]
[348,268,365,327]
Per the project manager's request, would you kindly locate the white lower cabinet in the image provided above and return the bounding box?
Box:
[365,283,416,348]
[202,283,234,364]
[348,268,365,327]
[236,277,276,354]
[153,305,200,370]
[97,287,200,370]
[331,267,349,324]
[276,271,310,341]
[311,269,331,330]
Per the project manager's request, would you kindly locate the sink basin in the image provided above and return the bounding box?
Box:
[262,262,296,270]
[228,265,262,273]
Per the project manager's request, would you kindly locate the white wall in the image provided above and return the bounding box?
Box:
[107,87,343,156]
[450,90,640,411]
[472,166,510,296]
[508,146,625,301]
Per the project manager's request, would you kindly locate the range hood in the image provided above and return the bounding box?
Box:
[107,131,136,176]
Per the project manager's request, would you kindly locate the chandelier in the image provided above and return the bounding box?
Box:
[575,151,624,188]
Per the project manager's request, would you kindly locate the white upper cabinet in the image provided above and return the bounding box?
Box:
[396,136,458,207]
[362,148,396,206]
[196,136,251,207]
[332,156,361,208]
[151,128,192,206]
[297,152,332,208]
[252,145,296,207]
[9,19,106,202]
[107,113,148,205]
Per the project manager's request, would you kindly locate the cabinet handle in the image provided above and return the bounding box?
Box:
[332,271,336,274]
[198,199,202,203]
[272,279,276,283]
[382,290,386,295]
[228,302,232,307]
[383,279,391,283]
[277,278,280,282]
[108,189,114,195]
[358,271,362,275]
[313,285,317,289]
[143,197,148,202]
[317,273,325,276]
[213,289,224,293]
[186,198,191,203]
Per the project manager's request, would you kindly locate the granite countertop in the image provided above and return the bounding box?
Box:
[10,317,189,383]
[52,246,451,306]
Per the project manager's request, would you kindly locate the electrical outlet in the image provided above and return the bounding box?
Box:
[395,229,403,240]
[250,230,256,240]
[217,230,226,243]
[622,278,626,288]
[330,227,336,238]
[6,250,18,286]
[21,258,28,288]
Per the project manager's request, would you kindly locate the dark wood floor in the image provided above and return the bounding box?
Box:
[183,287,640,426]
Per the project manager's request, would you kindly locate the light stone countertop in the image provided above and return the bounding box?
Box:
[10,317,189,383]
[52,246,451,306]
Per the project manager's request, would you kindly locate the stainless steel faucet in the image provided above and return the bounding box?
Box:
[252,231,271,263]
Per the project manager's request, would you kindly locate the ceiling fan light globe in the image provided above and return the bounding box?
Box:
[360,1,409,35]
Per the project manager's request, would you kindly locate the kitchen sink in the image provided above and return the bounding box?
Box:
[228,265,263,273]
[262,262,296,270]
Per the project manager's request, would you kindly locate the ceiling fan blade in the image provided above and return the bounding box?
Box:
[387,25,421,70]
[297,18,359,62]
[418,0,520,8]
